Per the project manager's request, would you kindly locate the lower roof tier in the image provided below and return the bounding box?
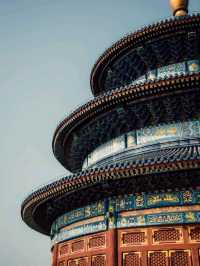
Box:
[53,73,200,172]
[21,142,200,235]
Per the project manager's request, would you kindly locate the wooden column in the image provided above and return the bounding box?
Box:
[109,229,118,266]
[51,244,59,266]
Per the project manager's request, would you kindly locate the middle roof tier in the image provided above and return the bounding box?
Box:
[53,73,200,172]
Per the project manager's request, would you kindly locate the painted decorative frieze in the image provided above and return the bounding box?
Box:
[51,189,200,244]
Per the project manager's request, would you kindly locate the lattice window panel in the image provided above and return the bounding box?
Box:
[71,240,84,253]
[189,227,200,242]
[169,250,191,266]
[60,244,69,256]
[58,261,65,266]
[153,228,181,243]
[148,251,168,266]
[77,257,89,266]
[89,235,106,249]
[122,231,146,245]
[92,255,106,266]
[68,260,77,266]
[123,252,141,266]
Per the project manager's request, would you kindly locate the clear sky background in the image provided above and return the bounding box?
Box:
[0,1,199,265]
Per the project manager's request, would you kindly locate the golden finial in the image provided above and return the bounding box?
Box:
[170,0,189,16]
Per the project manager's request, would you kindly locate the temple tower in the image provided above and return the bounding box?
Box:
[22,1,200,265]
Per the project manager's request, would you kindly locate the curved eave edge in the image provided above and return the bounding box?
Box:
[90,14,200,95]
[21,155,200,235]
[21,199,50,236]
[52,73,200,172]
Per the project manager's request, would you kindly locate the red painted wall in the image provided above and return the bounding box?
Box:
[52,225,200,266]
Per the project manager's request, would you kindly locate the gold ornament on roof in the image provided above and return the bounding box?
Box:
[170,0,189,16]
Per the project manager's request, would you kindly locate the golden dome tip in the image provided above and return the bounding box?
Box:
[170,0,189,16]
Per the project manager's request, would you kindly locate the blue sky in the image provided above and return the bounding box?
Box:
[0,1,199,265]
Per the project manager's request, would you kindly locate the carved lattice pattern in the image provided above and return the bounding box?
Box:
[148,251,168,266]
[170,250,190,266]
[60,244,69,256]
[153,228,180,243]
[71,240,84,252]
[123,252,141,266]
[68,260,76,266]
[77,258,88,266]
[89,235,106,248]
[92,255,106,266]
[190,227,200,241]
[58,261,65,266]
[122,231,145,245]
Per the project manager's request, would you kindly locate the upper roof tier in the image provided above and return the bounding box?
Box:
[90,15,200,96]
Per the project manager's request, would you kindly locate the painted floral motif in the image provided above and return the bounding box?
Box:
[135,194,145,208]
